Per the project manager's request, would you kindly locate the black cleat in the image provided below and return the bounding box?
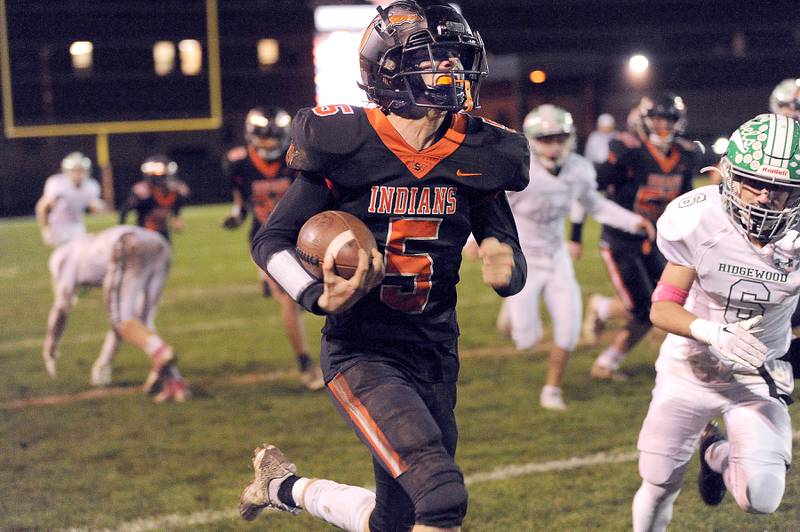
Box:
[698,422,727,505]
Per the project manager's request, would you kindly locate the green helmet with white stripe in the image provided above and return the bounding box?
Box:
[720,113,800,244]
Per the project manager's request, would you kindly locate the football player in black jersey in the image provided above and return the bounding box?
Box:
[239,2,529,531]
[119,155,190,242]
[221,107,324,391]
[584,94,700,381]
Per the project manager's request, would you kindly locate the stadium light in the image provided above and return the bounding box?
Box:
[712,137,729,155]
[179,39,203,76]
[257,39,279,68]
[153,41,176,76]
[69,41,93,70]
[529,70,547,84]
[627,54,649,77]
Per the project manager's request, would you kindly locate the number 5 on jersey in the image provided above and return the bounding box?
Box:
[380,218,442,314]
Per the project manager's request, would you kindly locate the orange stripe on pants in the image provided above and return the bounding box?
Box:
[328,373,408,478]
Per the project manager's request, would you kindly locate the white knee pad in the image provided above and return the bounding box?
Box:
[738,471,784,514]
[638,451,688,487]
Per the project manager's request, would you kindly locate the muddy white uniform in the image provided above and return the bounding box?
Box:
[500,153,644,350]
[637,185,795,514]
[49,225,171,328]
[40,173,102,247]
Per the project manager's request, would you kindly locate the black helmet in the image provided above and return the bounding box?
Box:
[358,0,487,115]
[141,154,178,184]
[245,106,292,160]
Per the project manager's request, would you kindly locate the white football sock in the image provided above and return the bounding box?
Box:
[632,480,680,532]
[595,296,612,321]
[704,439,729,474]
[293,478,375,532]
[144,335,166,357]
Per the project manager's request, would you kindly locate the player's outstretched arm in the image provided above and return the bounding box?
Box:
[317,249,384,315]
[651,262,767,369]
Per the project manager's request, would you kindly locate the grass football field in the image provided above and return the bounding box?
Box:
[1,205,798,530]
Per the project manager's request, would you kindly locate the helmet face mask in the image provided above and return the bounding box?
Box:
[719,113,800,245]
[245,107,291,160]
[141,155,178,186]
[359,1,487,114]
[523,104,575,172]
[637,94,687,150]
[60,151,91,184]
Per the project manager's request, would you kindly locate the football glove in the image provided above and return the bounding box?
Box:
[690,315,767,369]
[772,229,800,272]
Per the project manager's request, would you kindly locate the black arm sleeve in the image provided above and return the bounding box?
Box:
[251,172,335,313]
[469,191,527,297]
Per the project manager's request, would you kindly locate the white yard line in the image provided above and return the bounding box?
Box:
[0,318,253,352]
[71,430,800,532]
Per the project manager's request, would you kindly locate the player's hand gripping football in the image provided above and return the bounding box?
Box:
[317,248,384,314]
[478,237,514,289]
[689,315,768,370]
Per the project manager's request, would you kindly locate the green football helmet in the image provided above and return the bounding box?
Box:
[769,78,800,120]
[523,104,575,171]
[719,113,800,244]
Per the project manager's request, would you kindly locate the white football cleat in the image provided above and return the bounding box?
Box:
[590,360,629,382]
[581,294,605,345]
[90,359,113,387]
[301,365,325,391]
[539,385,566,411]
[240,444,301,521]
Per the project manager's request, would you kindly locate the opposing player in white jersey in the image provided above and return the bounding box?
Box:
[44,225,188,402]
[632,114,800,530]
[35,152,105,247]
[496,104,654,410]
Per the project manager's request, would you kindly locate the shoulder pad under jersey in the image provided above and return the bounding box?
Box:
[287,105,368,173]
[657,185,719,243]
[456,115,530,191]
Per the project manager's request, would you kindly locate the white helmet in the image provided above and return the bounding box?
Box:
[61,151,91,174]
[523,104,575,172]
[769,78,800,120]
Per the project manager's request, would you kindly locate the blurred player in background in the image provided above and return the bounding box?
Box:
[581,94,700,381]
[221,106,324,391]
[43,225,188,402]
[35,151,105,247]
[239,1,529,530]
[632,113,799,531]
[769,78,800,330]
[493,104,653,410]
[119,154,190,241]
[769,78,800,120]
[584,112,617,165]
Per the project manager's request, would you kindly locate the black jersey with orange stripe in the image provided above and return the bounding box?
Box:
[258,104,529,345]
[598,132,699,243]
[288,105,529,192]
[224,145,296,235]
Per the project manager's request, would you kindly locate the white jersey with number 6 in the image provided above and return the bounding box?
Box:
[656,184,799,397]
